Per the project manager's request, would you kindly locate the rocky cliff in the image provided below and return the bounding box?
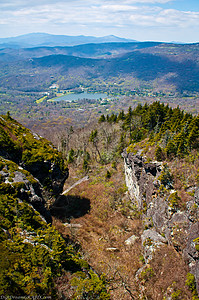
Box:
[0,113,69,221]
[123,150,199,295]
[0,157,52,223]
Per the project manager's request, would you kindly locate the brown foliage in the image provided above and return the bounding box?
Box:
[141,245,192,300]
[53,162,143,299]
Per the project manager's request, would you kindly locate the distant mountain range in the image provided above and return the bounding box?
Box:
[0,33,136,48]
[0,33,199,93]
[0,41,161,61]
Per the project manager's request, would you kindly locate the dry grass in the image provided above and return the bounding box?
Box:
[53,152,198,299]
[53,162,143,299]
[140,245,192,300]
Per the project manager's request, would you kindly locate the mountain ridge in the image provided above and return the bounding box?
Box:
[1,42,199,93]
[0,32,136,48]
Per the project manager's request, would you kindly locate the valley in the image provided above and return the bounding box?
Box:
[1,40,199,138]
[1,102,199,298]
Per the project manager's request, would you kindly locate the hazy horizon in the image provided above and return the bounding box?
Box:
[0,0,199,43]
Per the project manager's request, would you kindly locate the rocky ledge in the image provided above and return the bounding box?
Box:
[122,150,199,293]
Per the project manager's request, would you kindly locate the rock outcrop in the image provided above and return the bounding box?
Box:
[0,114,69,196]
[0,157,52,223]
[123,150,199,293]
[122,150,162,209]
[23,159,69,195]
[0,114,69,222]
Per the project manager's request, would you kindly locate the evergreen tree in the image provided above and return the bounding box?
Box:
[99,114,106,123]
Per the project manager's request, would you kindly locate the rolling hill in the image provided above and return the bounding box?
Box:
[0,41,161,61]
[1,42,199,93]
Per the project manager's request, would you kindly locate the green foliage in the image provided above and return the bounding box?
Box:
[155,145,165,161]
[0,157,39,199]
[165,140,177,159]
[98,114,106,123]
[0,194,46,231]
[118,132,127,153]
[101,101,199,159]
[171,289,182,300]
[126,144,136,154]
[108,112,118,123]
[193,237,199,252]
[71,270,110,300]
[158,164,173,188]
[0,190,105,297]
[82,151,91,172]
[168,192,181,211]
[0,193,57,296]
[89,129,98,143]
[105,170,111,179]
[117,110,125,121]
[131,127,147,143]
[140,266,154,282]
[68,148,75,163]
[139,255,145,263]
[0,114,67,190]
[185,273,199,299]
[111,161,117,169]
[0,116,110,298]
[83,158,89,171]
[0,181,15,195]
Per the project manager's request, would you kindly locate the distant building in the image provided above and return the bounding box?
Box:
[49,84,59,89]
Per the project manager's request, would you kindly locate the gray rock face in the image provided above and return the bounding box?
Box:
[123,150,199,293]
[0,160,52,223]
[122,150,162,209]
[24,160,69,195]
[184,223,199,290]
[141,229,167,263]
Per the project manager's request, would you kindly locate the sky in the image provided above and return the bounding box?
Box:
[0,0,199,43]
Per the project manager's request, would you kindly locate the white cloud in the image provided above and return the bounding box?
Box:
[101,5,138,12]
[2,1,199,29]
[123,0,170,2]
[0,0,198,42]
[0,0,172,11]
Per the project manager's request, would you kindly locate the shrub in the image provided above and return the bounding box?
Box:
[158,164,173,188]
[185,273,199,299]
[168,192,180,211]
[193,237,199,252]
[140,266,154,281]
[71,271,110,299]
[105,170,111,179]
[171,289,182,300]
[155,146,165,161]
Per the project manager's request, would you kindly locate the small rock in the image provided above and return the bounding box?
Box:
[106,247,119,252]
[125,235,139,246]
[64,223,82,228]
[141,229,167,245]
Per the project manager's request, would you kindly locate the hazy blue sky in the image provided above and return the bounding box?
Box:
[1,0,199,43]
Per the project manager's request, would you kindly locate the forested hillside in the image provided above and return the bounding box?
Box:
[0,102,197,298]
[0,114,110,299]
[0,97,199,298]
[0,41,161,61]
[56,102,199,299]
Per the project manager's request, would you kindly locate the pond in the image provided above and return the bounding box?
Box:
[54,92,107,102]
